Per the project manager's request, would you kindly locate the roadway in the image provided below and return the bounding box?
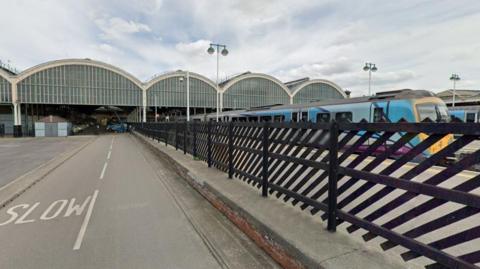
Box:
[0,134,278,269]
[0,136,92,188]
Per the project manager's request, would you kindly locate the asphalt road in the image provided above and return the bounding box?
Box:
[0,136,93,188]
[0,134,278,269]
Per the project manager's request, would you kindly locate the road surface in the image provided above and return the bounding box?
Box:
[0,136,92,188]
[0,134,278,269]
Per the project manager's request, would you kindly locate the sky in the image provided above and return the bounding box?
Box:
[0,0,479,96]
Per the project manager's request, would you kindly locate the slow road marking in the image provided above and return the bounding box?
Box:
[0,192,96,227]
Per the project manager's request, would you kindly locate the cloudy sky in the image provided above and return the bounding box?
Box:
[0,0,479,96]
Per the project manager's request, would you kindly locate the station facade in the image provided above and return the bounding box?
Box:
[0,59,346,136]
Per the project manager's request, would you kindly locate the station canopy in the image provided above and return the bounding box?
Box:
[1,59,347,109]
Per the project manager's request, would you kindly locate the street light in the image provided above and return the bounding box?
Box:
[344,89,351,98]
[363,62,378,96]
[450,73,461,107]
[178,73,191,121]
[207,43,228,121]
[154,95,158,122]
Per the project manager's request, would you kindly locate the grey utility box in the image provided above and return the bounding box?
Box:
[35,116,71,137]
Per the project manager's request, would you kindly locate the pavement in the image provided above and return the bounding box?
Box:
[0,134,279,269]
[0,136,93,188]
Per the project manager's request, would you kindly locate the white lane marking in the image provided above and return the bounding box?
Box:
[107,151,111,160]
[109,137,114,150]
[99,162,108,180]
[73,189,99,250]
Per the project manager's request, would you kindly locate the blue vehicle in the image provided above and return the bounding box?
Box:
[195,89,449,124]
[191,89,452,156]
[106,109,127,133]
[448,106,480,123]
[107,123,127,133]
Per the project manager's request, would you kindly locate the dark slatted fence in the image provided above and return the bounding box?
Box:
[134,121,480,269]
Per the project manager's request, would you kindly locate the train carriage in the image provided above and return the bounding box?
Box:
[190,89,452,156]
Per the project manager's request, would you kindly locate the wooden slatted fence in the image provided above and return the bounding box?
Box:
[134,121,480,269]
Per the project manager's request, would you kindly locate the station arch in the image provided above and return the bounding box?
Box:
[145,71,217,108]
[291,79,346,104]
[221,73,291,109]
[0,70,12,104]
[16,59,143,106]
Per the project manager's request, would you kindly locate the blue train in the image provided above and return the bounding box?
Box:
[193,89,449,124]
[449,106,480,123]
[191,89,451,156]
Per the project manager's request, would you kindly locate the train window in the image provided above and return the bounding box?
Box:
[335,112,352,122]
[417,104,436,122]
[260,116,272,122]
[238,117,247,122]
[416,103,449,122]
[301,112,308,122]
[248,116,258,122]
[232,117,238,122]
[316,113,330,123]
[292,112,298,122]
[274,115,285,122]
[466,113,476,123]
[373,107,384,122]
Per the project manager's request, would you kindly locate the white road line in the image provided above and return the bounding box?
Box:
[99,162,108,180]
[73,189,99,250]
[110,137,114,150]
[107,151,111,160]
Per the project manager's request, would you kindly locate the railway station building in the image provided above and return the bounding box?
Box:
[0,59,347,136]
[436,89,480,106]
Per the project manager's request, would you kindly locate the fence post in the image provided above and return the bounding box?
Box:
[162,123,168,147]
[175,121,179,150]
[327,121,339,232]
[193,121,197,158]
[184,121,187,155]
[262,121,269,197]
[228,121,234,179]
[207,121,212,167]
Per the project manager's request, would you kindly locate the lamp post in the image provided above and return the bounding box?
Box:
[345,89,351,98]
[363,62,378,96]
[207,43,228,121]
[178,71,191,121]
[154,95,158,122]
[450,73,461,107]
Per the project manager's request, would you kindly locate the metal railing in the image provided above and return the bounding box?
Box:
[132,121,480,269]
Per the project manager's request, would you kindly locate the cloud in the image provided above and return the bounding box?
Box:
[0,0,479,96]
[175,40,211,55]
[276,58,355,80]
[94,16,151,40]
